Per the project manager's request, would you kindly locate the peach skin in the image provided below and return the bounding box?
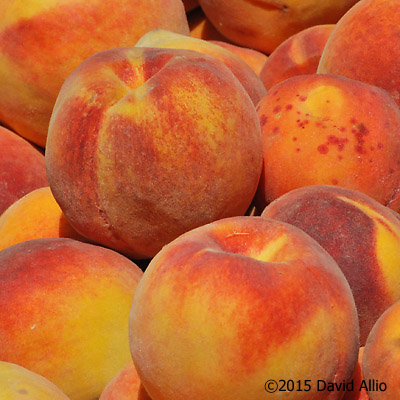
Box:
[129,216,359,400]
[318,0,400,110]
[46,47,263,259]
[198,0,358,54]
[0,238,143,400]
[260,24,334,90]
[188,7,228,41]
[0,186,84,252]
[262,184,400,345]
[0,0,189,147]
[0,126,48,215]
[255,74,400,212]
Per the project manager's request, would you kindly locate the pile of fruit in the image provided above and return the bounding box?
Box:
[1,0,399,399]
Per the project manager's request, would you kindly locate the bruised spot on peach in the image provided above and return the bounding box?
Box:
[318,144,329,154]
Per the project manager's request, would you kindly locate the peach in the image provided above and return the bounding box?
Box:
[188,7,227,41]
[0,0,189,147]
[183,0,199,12]
[318,0,400,109]
[0,361,70,400]
[198,0,359,54]
[261,184,400,345]
[134,29,266,105]
[362,299,400,399]
[343,348,370,400]
[0,238,143,400]
[255,74,400,211]
[0,126,48,215]
[129,216,359,400]
[260,24,334,90]
[0,186,85,252]
[46,47,263,259]
[100,361,151,400]
[210,40,268,76]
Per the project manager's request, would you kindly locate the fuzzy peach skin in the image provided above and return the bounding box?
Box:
[129,216,359,400]
[198,0,358,54]
[0,361,71,400]
[100,361,152,400]
[46,47,263,259]
[260,24,334,90]
[362,300,400,399]
[188,7,228,41]
[0,126,48,215]
[210,40,268,76]
[261,184,400,345]
[255,74,400,212]
[343,348,370,400]
[0,238,143,400]
[0,0,189,148]
[134,29,266,105]
[318,0,400,109]
[0,187,84,252]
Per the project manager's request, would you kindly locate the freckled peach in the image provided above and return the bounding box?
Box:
[129,216,359,400]
[0,126,48,215]
[262,184,400,345]
[260,24,334,90]
[255,74,400,212]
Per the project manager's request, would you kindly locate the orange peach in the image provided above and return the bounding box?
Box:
[343,348,370,400]
[318,0,400,109]
[46,47,263,259]
[260,24,334,90]
[100,361,152,400]
[210,40,268,76]
[0,186,84,252]
[255,74,400,212]
[0,126,48,215]
[198,0,359,54]
[134,29,266,105]
[0,0,189,147]
[0,238,143,400]
[362,299,400,399]
[129,216,359,400]
[188,7,227,41]
[261,184,400,345]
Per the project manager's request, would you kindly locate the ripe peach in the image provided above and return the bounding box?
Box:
[210,40,268,76]
[260,24,334,90]
[46,47,263,259]
[0,187,84,252]
[100,361,151,400]
[188,7,227,41]
[318,0,400,109]
[129,216,359,400]
[261,184,400,345]
[0,361,70,400]
[0,126,48,215]
[362,300,400,399]
[198,0,359,54]
[0,0,189,147]
[255,74,400,211]
[0,238,143,400]
[134,29,266,105]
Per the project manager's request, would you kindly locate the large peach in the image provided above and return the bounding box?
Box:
[198,0,359,54]
[129,216,359,400]
[318,0,400,109]
[0,186,84,252]
[100,361,151,400]
[46,47,263,259]
[134,29,266,105]
[261,184,400,345]
[0,126,48,215]
[0,0,189,147]
[362,300,400,399]
[260,24,334,90]
[0,238,143,400]
[255,74,400,211]
[0,361,70,400]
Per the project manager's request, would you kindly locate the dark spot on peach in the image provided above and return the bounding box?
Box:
[273,105,282,113]
[327,135,348,151]
[350,118,357,124]
[370,146,375,151]
[390,168,395,174]
[296,148,300,152]
[318,144,329,154]
[292,137,297,141]
[299,96,307,101]
[339,127,346,132]
[331,179,338,185]
[338,155,343,160]
[273,126,280,133]
[260,115,268,127]
[296,119,300,123]
[18,389,28,395]
[273,90,278,96]
[377,142,384,149]
[369,159,373,163]
[286,104,293,110]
